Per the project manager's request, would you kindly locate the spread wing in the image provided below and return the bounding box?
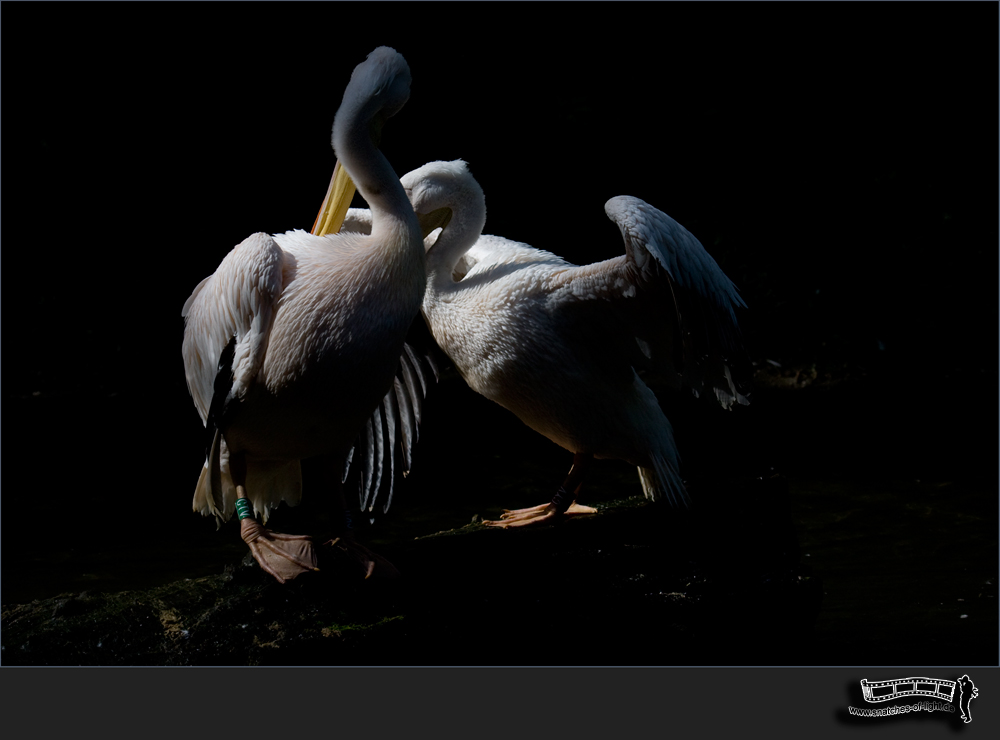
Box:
[344,315,448,520]
[550,196,750,408]
[329,206,448,517]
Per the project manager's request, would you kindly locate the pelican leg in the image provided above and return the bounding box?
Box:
[231,451,318,583]
[483,453,599,529]
[319,458,400,579]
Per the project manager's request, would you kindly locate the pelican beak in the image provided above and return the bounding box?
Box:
[416,207,452,239]
[312,111,388,237]
[311,160,356,236]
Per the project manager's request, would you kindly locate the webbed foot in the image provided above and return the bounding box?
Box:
[322,536,400,579]
[483,502,598,529]
[240,518,319,584]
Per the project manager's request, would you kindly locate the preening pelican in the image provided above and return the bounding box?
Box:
[181,47,425,581]
[399,160,750,527]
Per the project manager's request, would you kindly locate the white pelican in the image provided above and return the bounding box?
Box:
[392,160,750,527]
[180,47,425,582]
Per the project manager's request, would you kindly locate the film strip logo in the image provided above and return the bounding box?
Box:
[860,677,956,704]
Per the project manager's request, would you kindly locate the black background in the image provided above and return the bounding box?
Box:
[2,0,996,664]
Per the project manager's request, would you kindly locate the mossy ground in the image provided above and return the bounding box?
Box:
[3,476,821,666]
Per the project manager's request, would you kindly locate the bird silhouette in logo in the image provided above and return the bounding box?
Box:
[956,675,978,723]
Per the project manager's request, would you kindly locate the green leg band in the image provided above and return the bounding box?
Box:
[235,498,254,521]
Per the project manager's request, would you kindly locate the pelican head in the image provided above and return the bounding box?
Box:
[334,46,412,151]
[401,160,486,241]
[314,47,413,237]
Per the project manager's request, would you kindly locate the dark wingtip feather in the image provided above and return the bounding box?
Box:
[204,335,237,458]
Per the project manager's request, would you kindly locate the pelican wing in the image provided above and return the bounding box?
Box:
[334,207,445,516]
[550,196,750,408]
[344,317,446,518]
[181,233,286,424]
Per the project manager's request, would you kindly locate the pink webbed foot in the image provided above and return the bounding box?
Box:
[485,452,597,529]
[240,518,319,584]
[483,502,598,529]
[322,536,400,579]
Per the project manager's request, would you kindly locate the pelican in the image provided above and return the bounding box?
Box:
[390,160,750,526]
[180,47,425,582]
